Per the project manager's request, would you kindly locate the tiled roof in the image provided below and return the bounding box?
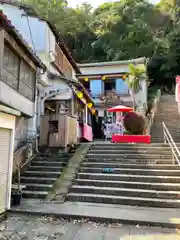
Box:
[0,10,46,70]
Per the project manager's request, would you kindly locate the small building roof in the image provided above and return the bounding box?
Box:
[0,10,46,70]
[78,57,147,68]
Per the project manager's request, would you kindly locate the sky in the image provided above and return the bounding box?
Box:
[67,0,160,8]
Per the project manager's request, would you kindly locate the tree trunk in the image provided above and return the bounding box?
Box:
[130,89,135,110]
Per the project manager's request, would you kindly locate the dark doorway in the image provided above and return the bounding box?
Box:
[92,115,104,139]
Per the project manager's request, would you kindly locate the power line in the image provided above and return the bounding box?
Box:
[26,15,36,53]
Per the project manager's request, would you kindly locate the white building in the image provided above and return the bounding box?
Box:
[78,57,148,117]
[0,10,45,213]
[0,1,94,148]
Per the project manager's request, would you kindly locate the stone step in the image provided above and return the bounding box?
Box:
[39,153,73,157]
[24,183,52,191]
[77,172,180,183]
[35,156,70,161]
[88,149,172,154]
[20,177,57,184]
[69,185,180,199]
[66,193,180,208]
[73,179,180,191]
[79,167,180,176]
[28,166,63,172]
[22,190,48,199]
[86,153,173,159]
[22,171,61,178]
[91,141,180,148]
[91,146,173,151]
[31,161,67,167]
[84,158,174,164]
[81,162,180,170]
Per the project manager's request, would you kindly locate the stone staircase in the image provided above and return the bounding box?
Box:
[17,149,76,199]
[66,143,180,208]
[151,94,180,143]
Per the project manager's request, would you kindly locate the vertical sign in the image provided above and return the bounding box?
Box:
[175,76,180,102]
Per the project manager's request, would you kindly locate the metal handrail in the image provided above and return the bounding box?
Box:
[13,134,40,191]
[14,134,39,168]
[162,122,180,165]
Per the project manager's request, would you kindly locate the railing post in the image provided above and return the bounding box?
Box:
[35,137,39,153]
[163,129,167,144]
[172,151,175,165]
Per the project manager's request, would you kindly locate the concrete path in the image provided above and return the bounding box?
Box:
[10,199,180,228]
[1,213,180,239]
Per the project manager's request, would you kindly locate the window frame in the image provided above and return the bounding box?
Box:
[2,43,36,102]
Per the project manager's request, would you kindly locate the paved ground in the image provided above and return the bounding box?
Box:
[0,213,180,240]
[11,199,180,228]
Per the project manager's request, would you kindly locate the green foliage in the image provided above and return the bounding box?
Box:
[23,0,180,88]
[127,64,146,92]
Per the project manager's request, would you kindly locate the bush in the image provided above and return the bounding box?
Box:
[123,112,148,135]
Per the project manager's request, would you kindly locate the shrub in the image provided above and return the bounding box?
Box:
[123,112,148,135]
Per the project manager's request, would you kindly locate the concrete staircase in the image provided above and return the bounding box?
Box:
[19,151,75,199]
[66,143,180,208]
[151,94,180,143]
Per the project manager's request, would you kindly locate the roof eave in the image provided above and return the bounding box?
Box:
[78,57,148,68]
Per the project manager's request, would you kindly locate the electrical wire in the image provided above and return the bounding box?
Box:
[26,15,36,53]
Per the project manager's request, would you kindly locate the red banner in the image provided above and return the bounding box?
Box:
[176,76,180,83]
[112,135,151,144]
[175,76,180,102]
[82,123,93,142]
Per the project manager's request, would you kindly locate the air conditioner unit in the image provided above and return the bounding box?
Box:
[49,51,55,63]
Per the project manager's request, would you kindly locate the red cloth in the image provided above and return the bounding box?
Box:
[112,135,151,143]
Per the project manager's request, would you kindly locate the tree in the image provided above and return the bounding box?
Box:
[126,64,146,109]
[21,0,180,90]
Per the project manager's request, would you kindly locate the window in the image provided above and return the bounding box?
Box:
[116,78,129,94]
[2,44,20,89]
[104,79,116,92]
[49,121,58,133]
[90,80,102,98]
[19,60,36,101]
[2,44,36,101]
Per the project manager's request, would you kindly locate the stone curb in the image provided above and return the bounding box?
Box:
[7,208,180,229]
[47,144,91,202]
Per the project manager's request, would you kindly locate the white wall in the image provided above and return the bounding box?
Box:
[43,79,72,100]
[79,64,143,75]
[14,116,28,151]
[72,69,78,81]
[45,24,56,56]
[0,81,34,117]
[135,81,148,112]
[0,112,15,210]
[80,63,147,111]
